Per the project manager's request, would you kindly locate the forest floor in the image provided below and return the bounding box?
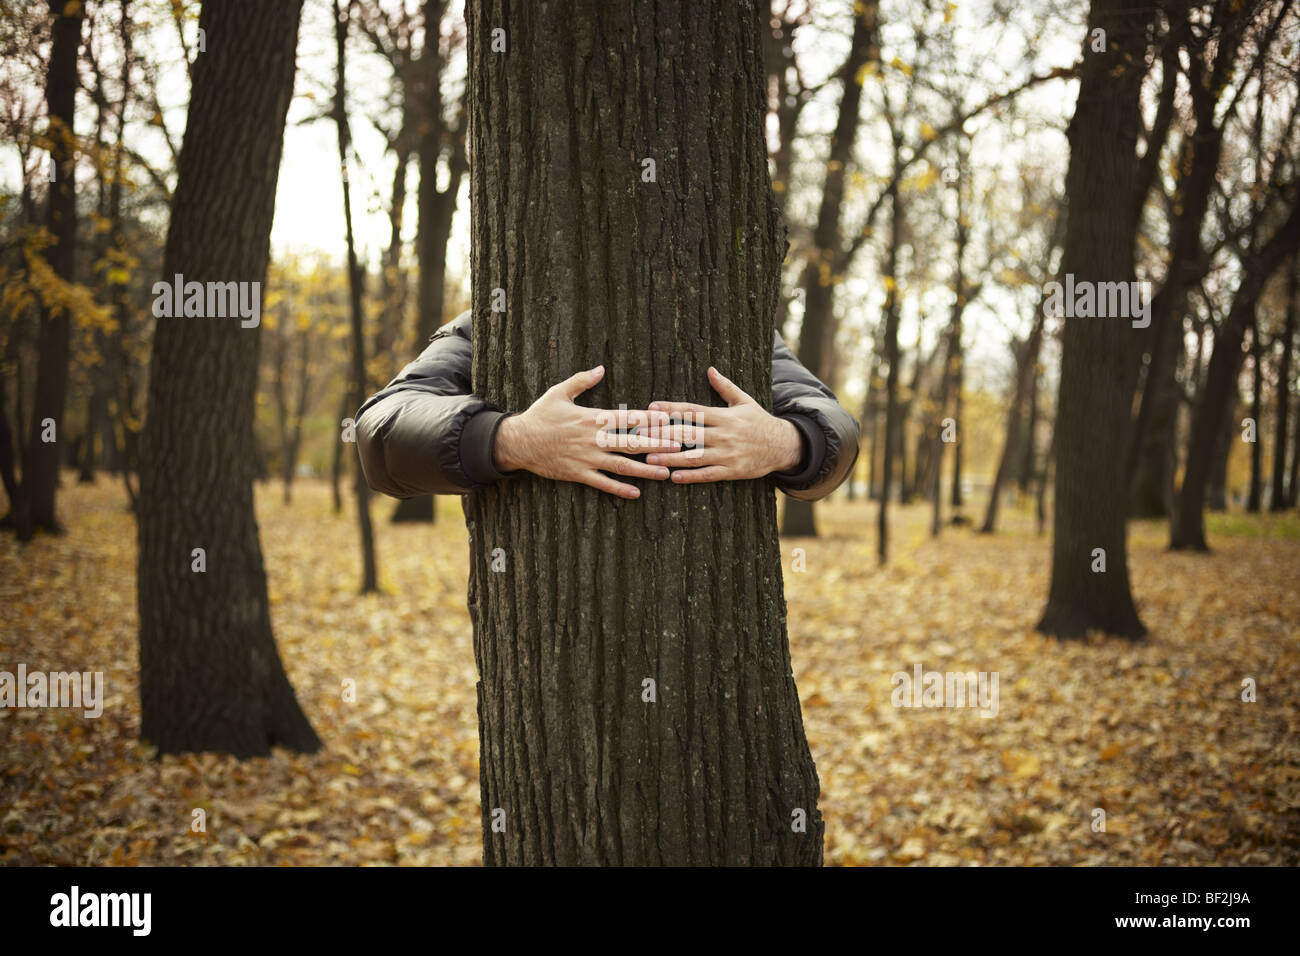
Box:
[2,476,1297,866]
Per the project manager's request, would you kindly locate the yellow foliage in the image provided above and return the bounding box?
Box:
[1,227,111,332]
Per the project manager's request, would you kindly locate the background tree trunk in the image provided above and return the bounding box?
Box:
[780,2,877,538]
[465,0,822,866]
[877,179,902,562]
[1037,0,1150,639]
[1208,399,1234,511]
[1271,253,1296,510]
[17,0,83,538]
[335,0,379,593]
[949,331,964,510]
[137,0,319,757]
[981,295,1047,534]
[1036,417,1055,535]
[1017,361,1040,493]
[1124,1,1254,519]
[1246,322,1264,513]
[392,0,466,525]
[331,390,346,514]
[1172,202,1300,549]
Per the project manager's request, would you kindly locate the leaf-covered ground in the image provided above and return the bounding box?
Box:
[2,478,1297,865]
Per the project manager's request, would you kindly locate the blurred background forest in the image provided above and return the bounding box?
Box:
[1,0,1298,865]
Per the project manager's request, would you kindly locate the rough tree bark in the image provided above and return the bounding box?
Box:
[1036,0,1151,639]
[137,0,319,757]
[465,0,822,865]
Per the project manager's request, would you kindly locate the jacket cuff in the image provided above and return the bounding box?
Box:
[771,413,824,487]
[460,409,518,487]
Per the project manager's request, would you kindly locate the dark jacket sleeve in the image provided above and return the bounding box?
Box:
[357,311,858,501]
[354,310,514,497]
[769,329,861,501]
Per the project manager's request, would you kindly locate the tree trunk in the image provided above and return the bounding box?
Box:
[18,0,82,537]
[1018,360,1039,493]
[331,390,346,514]
[1172,201,1300,549]
[1271,254,1296,510]
[1128,318,1183,518]
[860,323,885,503]
[949,339,964,510]
[465,0,822,865]
[928,309,961,538]
[877,180,901,563]
[335,0,379,593]
[778,2,877,537]
[1246,323,1263,513]
[1036,418,1055,536]
[375,138,411,388]
[1036,0,1150,640]
[392,0,467,525]
[137,0,319,757]
[1290,381,1300,510]
[897,331,929,505]
[1289,390,1300,509]
[0,368,20,514]
[931,153,970,532]
[981,297,1047,534]
[272,307,291,503]
[80,45,115,489]
[1208,400,1233,511]
[1124,9,1241,502]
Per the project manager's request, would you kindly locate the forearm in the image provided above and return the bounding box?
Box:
[770,403,859,501]
[769,330,861,500]
[355,393,509,497]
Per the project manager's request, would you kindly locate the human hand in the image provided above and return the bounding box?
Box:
[639,367,803,484]
[492,365,680,499]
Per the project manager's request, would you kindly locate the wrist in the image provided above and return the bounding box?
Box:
[493,413,526,472]
[771,416,803,473]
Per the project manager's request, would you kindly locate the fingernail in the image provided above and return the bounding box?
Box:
[657,468,669,478]
[593,365,604,376]
[647,455,660,464]
[649,402,660,410]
